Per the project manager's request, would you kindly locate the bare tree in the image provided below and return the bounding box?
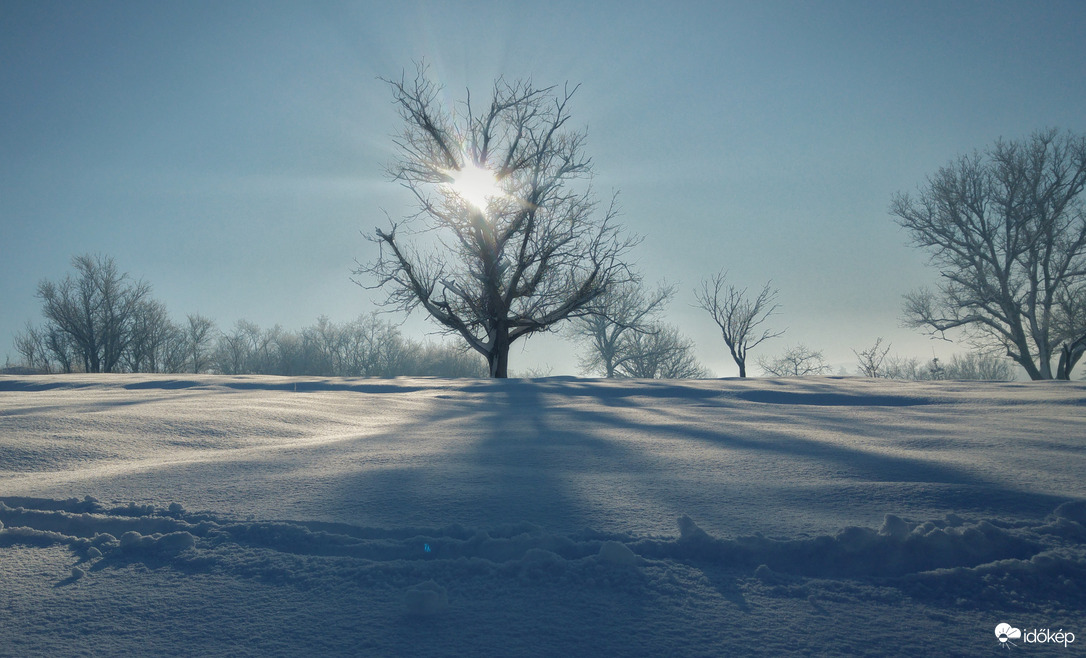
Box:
[614,323,709,379]
[694,270,783,377]
[854,337,892,378]
[892,129,1086,380]
[214,320,256,375]
[757,344,830,377]
[356,65,637,378]
[35,254,151,373]
[185,313,216,374]
[13,322,51,373]
[124,300,174,373]
[574,281,674,377]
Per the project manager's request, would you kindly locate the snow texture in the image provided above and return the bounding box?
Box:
[0,374,1083,656]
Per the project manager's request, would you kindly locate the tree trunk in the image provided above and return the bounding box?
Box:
[1056,335,1086,380]
[488,325,510,378]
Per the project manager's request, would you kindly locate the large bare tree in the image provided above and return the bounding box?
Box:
[892,129,1086,379]
[694,270,783,377]
[357,66,637,377]
[36,254,150,373]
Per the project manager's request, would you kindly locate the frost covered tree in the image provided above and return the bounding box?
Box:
[892,129,1086,379]
[357,65,637,378]
[694,270,783,377]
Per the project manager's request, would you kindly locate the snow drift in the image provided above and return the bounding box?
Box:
[1,374,1083,655]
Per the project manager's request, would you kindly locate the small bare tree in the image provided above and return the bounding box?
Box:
[574,281,674,377]
[357,65,637,377]
[854,337,892,378]
[757,344,830,377]
[892,128,1086,380]
[694,270,783,377]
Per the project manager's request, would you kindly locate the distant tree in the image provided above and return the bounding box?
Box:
[854,337,892,378]
[757,344,830,377]
[35,254,151,373]
[357,65,637,378]
[892,128,1086,380]
[406,342,488,378]
[341,314,411,377]
[882,355,926,381]
[124,300,174,373]
[882,351,1014,381]
[944,351,1015,381]
[613,323,709,379]
[215,320,255,375]
[574,281,675,377]
[694,270,783,377]
[13,322,51,373]
[185,314,217,374]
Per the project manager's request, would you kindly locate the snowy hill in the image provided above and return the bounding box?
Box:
[1,375,1083,656]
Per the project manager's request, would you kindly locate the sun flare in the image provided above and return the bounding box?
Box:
[444,161,503,212]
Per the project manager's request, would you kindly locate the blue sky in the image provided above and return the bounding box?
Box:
[3,0,1085,376]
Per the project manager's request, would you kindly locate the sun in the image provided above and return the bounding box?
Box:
[443,161,504,213]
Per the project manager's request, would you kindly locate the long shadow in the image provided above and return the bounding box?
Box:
[122,378,431,395]
[554,389,1076,522]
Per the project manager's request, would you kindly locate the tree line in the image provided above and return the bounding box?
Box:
[9,253,1021,382]
[13,255,486,378]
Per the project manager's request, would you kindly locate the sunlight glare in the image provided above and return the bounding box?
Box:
[444,161,503,212]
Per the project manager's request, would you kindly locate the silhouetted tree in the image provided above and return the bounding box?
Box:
[357,65,637,377]
[892,128,1086,379]
[35,254,151,373]
[694,270,783,377]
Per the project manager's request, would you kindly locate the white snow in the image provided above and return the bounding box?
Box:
[0,374,1084,655]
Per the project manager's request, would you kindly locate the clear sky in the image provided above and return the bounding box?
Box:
[3,0,1085,376]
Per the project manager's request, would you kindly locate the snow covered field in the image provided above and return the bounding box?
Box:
[1,374,1083,656]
